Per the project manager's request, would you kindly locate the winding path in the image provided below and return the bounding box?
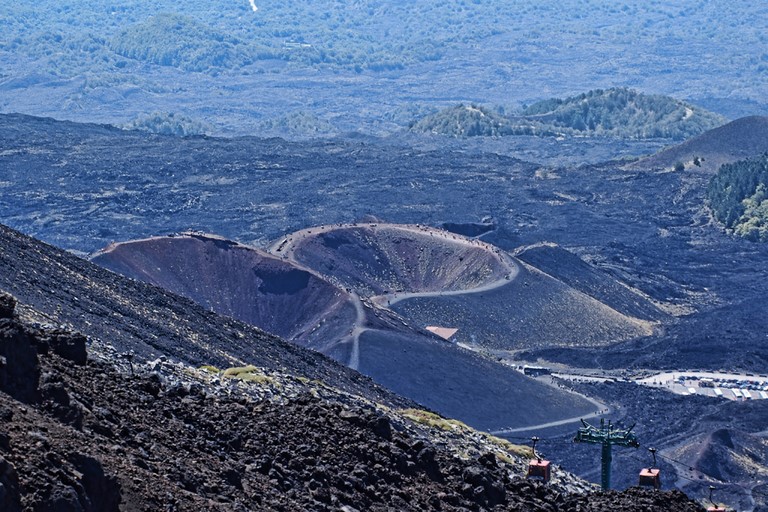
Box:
[490,392,609,436]
[371,248,519,307]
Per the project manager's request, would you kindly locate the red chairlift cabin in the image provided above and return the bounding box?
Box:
[527,436,552,482]
[638,468,661,489]
[638,447,661,489]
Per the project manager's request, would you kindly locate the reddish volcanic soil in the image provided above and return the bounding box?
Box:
[92,233,356,351]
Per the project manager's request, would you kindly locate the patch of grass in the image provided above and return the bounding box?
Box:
[400,408,471,432]
[222,365,259,377]
[199,365,220,374]
[480,433,532,458]
[222,365,273,384]
[234,372,272,384]
[400,408,530,462]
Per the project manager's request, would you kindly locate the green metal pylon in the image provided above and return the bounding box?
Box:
[574,418,639,490]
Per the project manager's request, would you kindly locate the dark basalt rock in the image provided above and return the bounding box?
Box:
[0,308,707,511]
[44,332,87,366]
[0,456,21,512]
[0,320,41,404]
[0,293,16,319]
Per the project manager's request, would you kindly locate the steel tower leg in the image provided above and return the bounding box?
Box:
[601,441,612,490]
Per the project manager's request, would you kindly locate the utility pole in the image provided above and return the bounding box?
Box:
[574,418,639,490]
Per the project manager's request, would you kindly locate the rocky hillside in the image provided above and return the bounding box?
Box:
[0,223,409,411]
[0,291,708,511]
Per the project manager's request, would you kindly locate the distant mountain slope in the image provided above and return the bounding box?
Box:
[3,1,767,136]
[110,13,253,72]
[409,104,553,137]
[629,116,768,172]
[410,89,725,140]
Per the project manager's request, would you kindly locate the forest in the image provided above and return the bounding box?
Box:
[708,154,768,241]
[410,89,726,140]
[1,0,766,136]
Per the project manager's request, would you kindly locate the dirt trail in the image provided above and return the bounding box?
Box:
[341,291,367,371]
[372,249,519,307]
[269,222,520,308]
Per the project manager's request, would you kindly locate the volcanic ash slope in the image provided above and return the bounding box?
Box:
[91,228,598,431]
[91,233,356,352]
[275,223,512,296]
[281,223,658,351]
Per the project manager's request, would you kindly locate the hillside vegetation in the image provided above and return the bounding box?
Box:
[1,1,766,136]
[411,89,726,140]
[110,13,255,72]
[122,111,209,136]
[409,105,555,137]
[708,154,768,241]
[522,88,726,139]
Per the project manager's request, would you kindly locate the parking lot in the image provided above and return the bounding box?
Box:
[635,371,768,400]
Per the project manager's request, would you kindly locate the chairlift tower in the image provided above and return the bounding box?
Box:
[574,418,639,490]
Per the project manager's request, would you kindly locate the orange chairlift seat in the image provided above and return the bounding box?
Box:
[527,436,551,482]
[638,447,661,489]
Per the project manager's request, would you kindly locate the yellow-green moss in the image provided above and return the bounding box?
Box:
[400,408,470,432]
[222,365,259,377]
[480,433,531,458]
[199,365,221,374]
[221,365,274,384]
[400,408,529,460]
[234,372,272,384]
